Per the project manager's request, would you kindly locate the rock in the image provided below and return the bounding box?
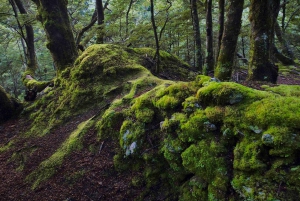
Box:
[262,134,274,146]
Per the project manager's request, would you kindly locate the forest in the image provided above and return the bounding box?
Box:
[0,0,300,200]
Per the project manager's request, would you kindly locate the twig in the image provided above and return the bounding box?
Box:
[98,141,105,154]
[277,181,282,196]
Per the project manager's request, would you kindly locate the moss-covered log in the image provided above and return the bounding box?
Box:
[32,0,78,72]
[214,0,244,81]
[0,86,23,123]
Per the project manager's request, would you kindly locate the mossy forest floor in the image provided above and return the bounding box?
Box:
[1,44,300,200]
[0,71,299,201]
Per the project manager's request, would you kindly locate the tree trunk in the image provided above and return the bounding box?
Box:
[273,45,295,65]
[282,0,286,31]
[126,0,134,38]
[216,0,225,63]
[0,86,23,123]
[247,0,280,83]
[96,0,105,44]
[190,0,202,71]
[150,0,160,74]
[14,0,38,75]
[214,0,244,81]
[32,0,78,73]
[204,0,214,75]
[76,10,97,47]
[274,21,294,59]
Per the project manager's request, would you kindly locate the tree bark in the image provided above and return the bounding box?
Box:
[14,0,38,75]
[273,45,295,65]
[76,10,97,47]
[96,0,105,44]
[214,0,244,81]
[32,0,78,73]
[247,0,280,83]
[150,0,160,74]
[126,0,134,38]
[274,21,294,59]
[204,0,214,75]
[216,0,225,63]
[0,86,23,123]
[190,0,202,71]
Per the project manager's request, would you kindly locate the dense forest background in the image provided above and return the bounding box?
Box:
[1,0,299,99]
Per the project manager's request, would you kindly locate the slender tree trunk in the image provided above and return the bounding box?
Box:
[275,21,294,59]
[32,0,78,73]
[204,0,214,75]
[150,0,160,74]
[214,0,244,81]
[76,10,97,47]
[216,0,225,63]
[282,0,286,32]
[14,0,38,75]
[190,0,202,71]
[126,0,134,38]
[247,0,280,83]
[96,0,105,44]
[241,36,246,58]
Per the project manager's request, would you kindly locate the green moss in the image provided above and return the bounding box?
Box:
[196,82,260,107]
[179,110,210,143]
[262,84,300,97]
[263,126,300,157]
[233,139,266,171]
[18,43,300,200]
[182,140,226,181]
[245,96,300,128]
[0,140,14,153]
[179,176,208,200]
[26,117,94,189]
[205,106,225,123]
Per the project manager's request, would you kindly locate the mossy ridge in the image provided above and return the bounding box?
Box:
[19,44,300,199]
[26,117,94,189]
[24,44,165,137]
[98,74,300,200]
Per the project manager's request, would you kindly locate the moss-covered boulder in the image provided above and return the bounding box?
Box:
[0,86,23,123]
[10,44,300,200]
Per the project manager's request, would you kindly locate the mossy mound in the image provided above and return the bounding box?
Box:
[24,44,182,136]
[14,45,300,200]
[0,86,23,123]
[97,75,300,200]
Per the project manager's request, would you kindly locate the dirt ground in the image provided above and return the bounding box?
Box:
[1,68,300,201]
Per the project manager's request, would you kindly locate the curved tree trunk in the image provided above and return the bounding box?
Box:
[247,0,280,83]
[32,0,78,73]
[190,0,202,71]
[214,0,244,81]
[273,45,295,65]
[275,21,294,60]
[0,86,23,123]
